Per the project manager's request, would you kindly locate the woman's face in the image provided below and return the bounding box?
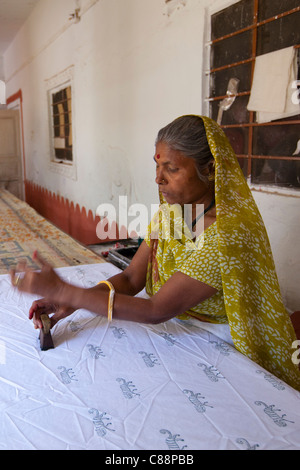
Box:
[154,141,210,206]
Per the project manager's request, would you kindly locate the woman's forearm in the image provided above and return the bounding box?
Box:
[54,268,217,326]
[57,281,160,324]
[16,242,215,326]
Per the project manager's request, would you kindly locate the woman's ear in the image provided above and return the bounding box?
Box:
[208,160,215,181]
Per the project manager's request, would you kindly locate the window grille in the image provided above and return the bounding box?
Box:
[50,84,73,162]
[209,0,300,188]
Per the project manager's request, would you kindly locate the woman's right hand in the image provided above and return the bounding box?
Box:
[29,299,75,330]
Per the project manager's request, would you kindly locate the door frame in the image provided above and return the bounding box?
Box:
[6,89,26,200]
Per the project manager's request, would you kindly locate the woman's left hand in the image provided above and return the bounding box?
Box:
[10,251,65,301]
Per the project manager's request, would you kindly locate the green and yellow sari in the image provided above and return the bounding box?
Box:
[145,115,300,392]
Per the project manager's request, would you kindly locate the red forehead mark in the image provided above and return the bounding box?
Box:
[156,154,160,159]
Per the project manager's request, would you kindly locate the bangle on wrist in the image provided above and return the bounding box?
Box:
[97,280,115,322]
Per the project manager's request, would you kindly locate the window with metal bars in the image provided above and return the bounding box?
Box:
[51,84,73,163]
[209,0,300,189]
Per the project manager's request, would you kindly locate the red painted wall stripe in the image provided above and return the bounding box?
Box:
[25,181,123,245]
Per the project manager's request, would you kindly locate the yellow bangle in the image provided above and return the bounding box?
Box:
[97,280,115,322]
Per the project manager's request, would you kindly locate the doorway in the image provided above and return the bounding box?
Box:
[0,109,23,199]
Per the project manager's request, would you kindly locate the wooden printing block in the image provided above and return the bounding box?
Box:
[39,313,54,351]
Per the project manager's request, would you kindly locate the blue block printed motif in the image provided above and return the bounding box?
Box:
[183,389,213,413]
[58,366,78,384]
[139,351,160,367]
[198,363,225,382]
[89,408,115,437]
[117,378,140,399]
[256,370,286,390]
[254,401,295,427]
[87,344,106,359]
[160,429,187,450]
[236,438,260,450]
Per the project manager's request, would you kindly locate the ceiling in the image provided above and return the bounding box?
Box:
[0,0,41,56]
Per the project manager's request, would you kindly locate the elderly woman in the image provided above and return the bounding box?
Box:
[11,115,300,391]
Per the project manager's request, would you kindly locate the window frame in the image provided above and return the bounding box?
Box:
[50,83,73,164]
[45,66,77,181]
[204,0,300,194]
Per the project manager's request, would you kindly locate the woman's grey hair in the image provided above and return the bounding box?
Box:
[155,115,214,183]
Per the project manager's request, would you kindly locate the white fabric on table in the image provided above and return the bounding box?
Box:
[0,263,299,450]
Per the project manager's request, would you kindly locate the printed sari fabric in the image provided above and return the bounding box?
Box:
[145,115,300,391]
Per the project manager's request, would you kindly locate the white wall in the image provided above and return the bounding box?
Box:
[0,80,5,104]
[4,0,209,212]
[0,56,4,82]
[3,0,300,310]
[252,190,300,313]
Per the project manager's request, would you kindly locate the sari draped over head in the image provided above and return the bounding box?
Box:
[145,115,300,391]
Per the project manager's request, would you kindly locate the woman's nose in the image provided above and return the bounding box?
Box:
[155,169,166,185]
